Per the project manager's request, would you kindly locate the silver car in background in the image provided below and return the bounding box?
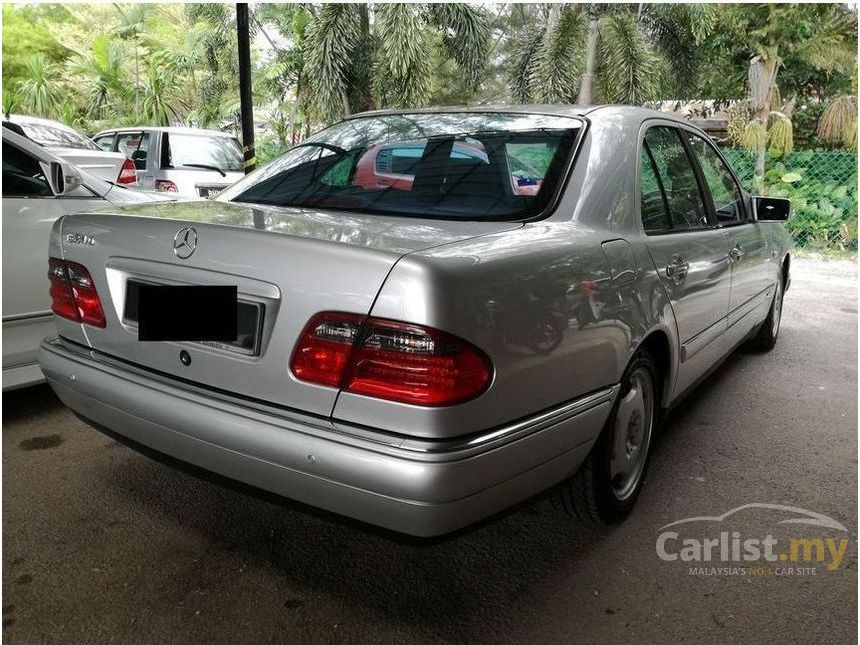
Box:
[4,114,138,186]
[39,106,792,537]
[92,126,245,198]
[1,128,171,390]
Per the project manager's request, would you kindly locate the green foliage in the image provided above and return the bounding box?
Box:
[301,3,491,122]
[2,88,19,116]
[2,4,70,88]
[740,121,767,153]
[68,34,126,120]
[767,116,794,155]
[792,100,827,148]
[428,3,490,91]
[726,102,754,146]
[140,52,184,125]
[255,135,290,167]
[373,4,432,109]
[507,25,544,103]
[530,6,585,103]
[303,4,359,123]
[818,95,858,146]
[505,4,712,106]
[598,12,659,104]
[642,3,715,99]
[723,147,858,251]
[16,55,61,117]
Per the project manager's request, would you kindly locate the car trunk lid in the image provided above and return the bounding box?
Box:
[55,201,520,416]
[49,147,126,183]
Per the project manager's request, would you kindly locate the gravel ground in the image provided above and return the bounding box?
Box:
[3,257,857,644]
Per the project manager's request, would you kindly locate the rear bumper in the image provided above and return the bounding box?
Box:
[39,336,615,537]
[2,361,45,391]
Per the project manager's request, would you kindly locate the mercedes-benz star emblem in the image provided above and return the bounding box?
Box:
[173,226,197,259]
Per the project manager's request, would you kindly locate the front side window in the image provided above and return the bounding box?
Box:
[642,127,710,231]
[162,133,244,174]
[218,112,582,221]
[117,132,149,170]
[2,140,52,197]
[682,131,746,224]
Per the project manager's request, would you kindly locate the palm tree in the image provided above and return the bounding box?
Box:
[507,4,713,106]
[113,3,155,114]
[302,3,490,124]
[182,3,238,128]
[68,34,127,120]
[713,4,857,183]
[258,3,315,142]
[818,94,858,151]
[17,55,61,117]
[139,52,185,125]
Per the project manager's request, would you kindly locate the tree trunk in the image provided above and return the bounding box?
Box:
[577,17,600,106]
[748,53,778,187]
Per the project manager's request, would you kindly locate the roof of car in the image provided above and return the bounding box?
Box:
[6,113,82,132]
[345,104,684,123]
[94,126,236,137]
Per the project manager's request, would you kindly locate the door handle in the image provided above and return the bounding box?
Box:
[665,255,689,284]
[730,244,745,261]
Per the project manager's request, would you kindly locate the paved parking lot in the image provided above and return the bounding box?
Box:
[3,258,857,644]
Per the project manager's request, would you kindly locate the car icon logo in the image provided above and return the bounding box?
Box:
[173,226,197,259]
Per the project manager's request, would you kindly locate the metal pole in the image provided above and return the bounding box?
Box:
[236,3,255,174]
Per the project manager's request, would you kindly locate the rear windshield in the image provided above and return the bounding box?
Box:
[218,112,582,221]
[18,122,98,150]
[163,133,244,174]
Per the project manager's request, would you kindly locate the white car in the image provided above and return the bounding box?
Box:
[92,126,245,198]
[4,115,138,186]
[1,128,171,390]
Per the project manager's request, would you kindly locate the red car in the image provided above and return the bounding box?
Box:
[352,140,544,196]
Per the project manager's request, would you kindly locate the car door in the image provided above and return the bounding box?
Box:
[116,131,153,188]
[638,125,732,394]
[1,139,105,374]
[680,129,773,333]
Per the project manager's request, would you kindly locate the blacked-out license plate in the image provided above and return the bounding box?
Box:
[135,284,238,342]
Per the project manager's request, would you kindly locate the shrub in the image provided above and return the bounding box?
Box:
[722,147,858,251]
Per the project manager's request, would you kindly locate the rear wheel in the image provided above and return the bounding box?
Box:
[558,351,659,524]
[748,273,784,352]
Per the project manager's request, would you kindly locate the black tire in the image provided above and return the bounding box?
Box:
[557,350,660,525]
[748,273,784,352]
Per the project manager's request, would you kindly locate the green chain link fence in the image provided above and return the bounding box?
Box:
[720,147,858,251]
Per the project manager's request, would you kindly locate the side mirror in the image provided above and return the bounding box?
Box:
[754,196,791,221]
[39,160,83,196]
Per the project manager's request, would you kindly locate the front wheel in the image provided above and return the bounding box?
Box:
[557,351,659,524]
[748,273,784,352]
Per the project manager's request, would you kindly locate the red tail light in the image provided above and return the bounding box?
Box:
[48,258,106,328]
[155,179,178,192]
[291,312,492,406]
[117,158,138,185]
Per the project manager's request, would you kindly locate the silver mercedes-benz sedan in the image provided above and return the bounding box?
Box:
[38,106,792,537]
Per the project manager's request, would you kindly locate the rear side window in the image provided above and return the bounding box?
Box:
[640,146,670,232]
[117,132,149,170]
[94,134,116,152]
[642,127,709,232]
[682,131,746,225]
[220,112,582,222]
[2,140,52,197]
